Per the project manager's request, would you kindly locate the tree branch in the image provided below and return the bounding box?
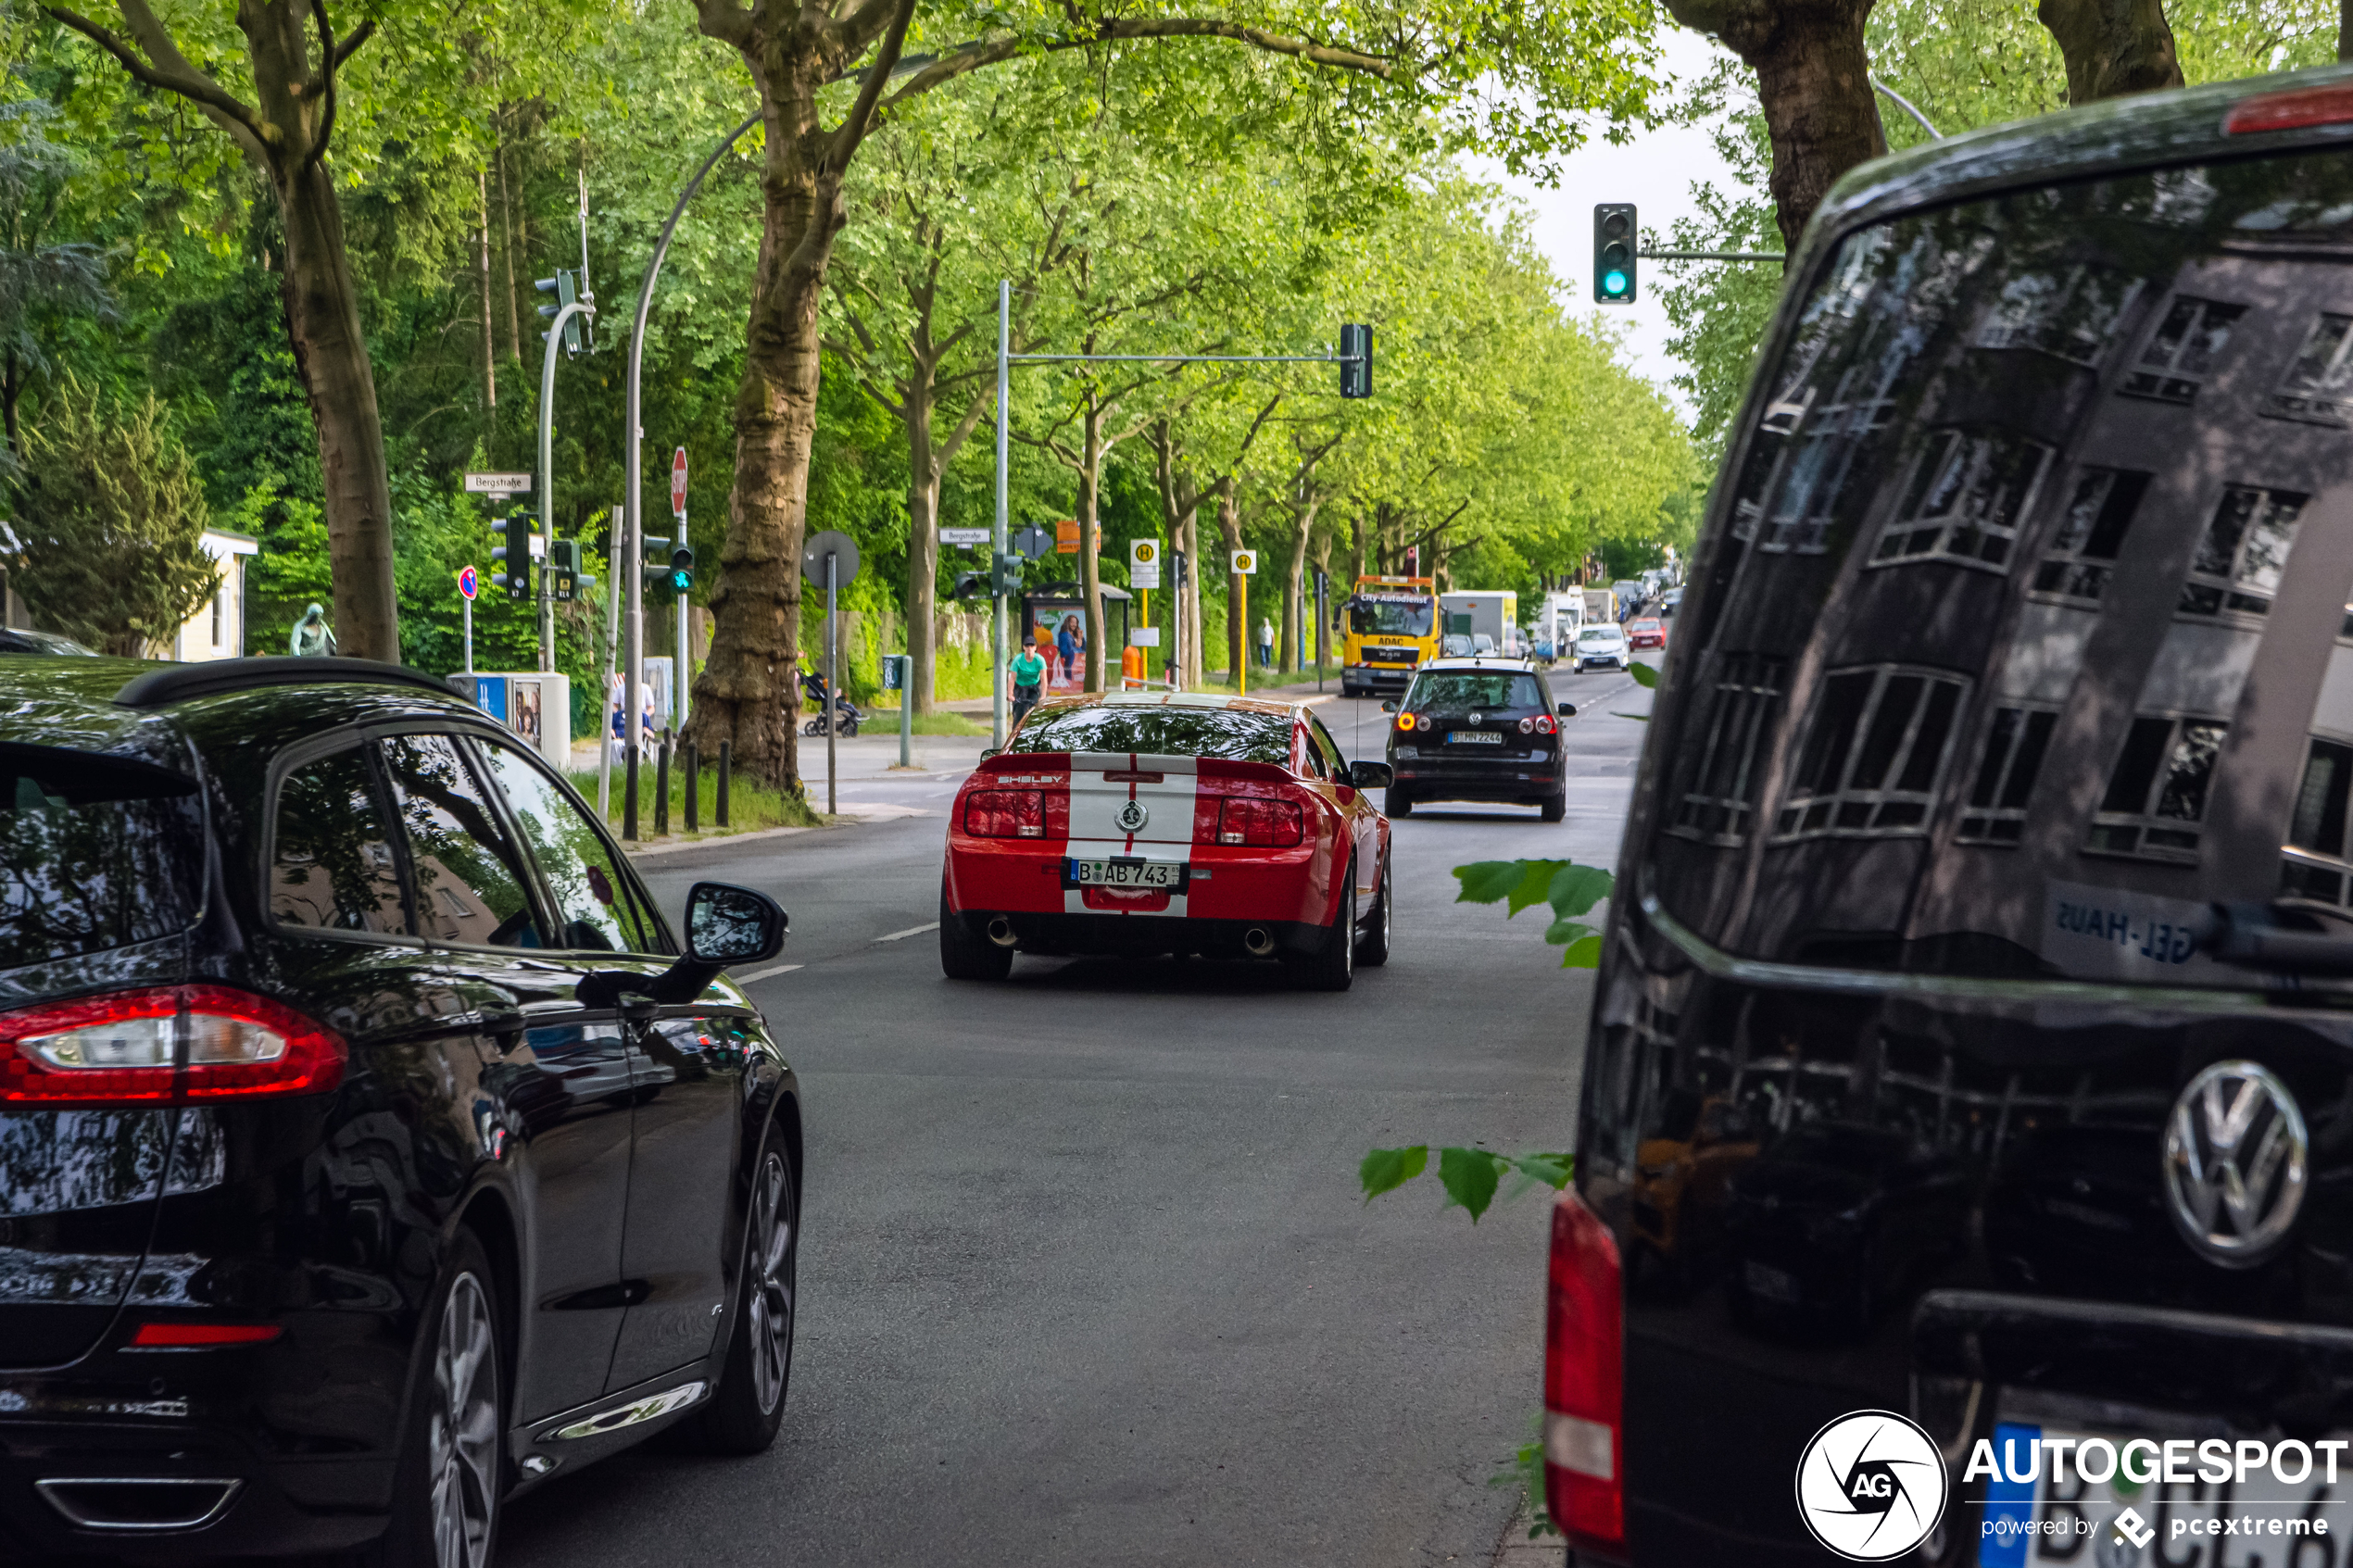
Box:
[299,0,338,178]
[333,17,375,69]
[880,16,1392,110]
[691,0,755,50]
[45,3,271,159]
[827,0,915,173]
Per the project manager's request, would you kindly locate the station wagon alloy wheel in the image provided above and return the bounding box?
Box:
[748,1150,796,1415]
[430,1272,500,1568]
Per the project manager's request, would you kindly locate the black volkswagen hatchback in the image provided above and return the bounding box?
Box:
[0,657,797,1565]
[1382,658,1578,820]
[1547,63,2353,1568]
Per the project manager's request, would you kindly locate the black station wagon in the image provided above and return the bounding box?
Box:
[1545,62,2353,1568]
[0,657,793,1567]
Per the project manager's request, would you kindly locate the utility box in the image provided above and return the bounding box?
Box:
[449,671,572,771]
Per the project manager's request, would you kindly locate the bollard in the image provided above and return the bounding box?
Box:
[717,740,731,827]
[623,744,639,840]
[683,737,699,833]
[655,732,671,836]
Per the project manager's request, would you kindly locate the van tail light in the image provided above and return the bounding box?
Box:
[963,788,1062,839]
[130,1322,283,1348]
[1544,1187,1625,1555]
[1200,797,1304,847]
[0,986,346,1105]
[2226,83,2353,135]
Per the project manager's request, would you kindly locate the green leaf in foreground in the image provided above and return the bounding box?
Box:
[1454,859,1552,909]
[1359,1144,1428,1201]
[1560,933,1604,968]
[1628,660,1660,688]
[1509,1152,1575,1189]
[1438,1146,1507,1221]
[1547,863,1614,919]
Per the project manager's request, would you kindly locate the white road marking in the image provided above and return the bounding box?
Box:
[736,962,804,982]
[874,922,940,942]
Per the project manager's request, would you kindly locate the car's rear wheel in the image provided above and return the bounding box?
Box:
[1355,854,1391,968]
[1540,788,1566,823]
[1386,787,1414,817]
[367,1229,503,1568]
[938,884,1013,981]
[1289,871,1355,992]
[676,1144,797,1454]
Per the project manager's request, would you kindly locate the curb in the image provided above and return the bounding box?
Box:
[621,823,824,859]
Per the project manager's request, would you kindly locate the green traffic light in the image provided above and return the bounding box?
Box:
[1604,270,1629,295]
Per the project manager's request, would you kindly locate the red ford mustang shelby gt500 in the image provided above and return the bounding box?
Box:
[940,692,1394,989]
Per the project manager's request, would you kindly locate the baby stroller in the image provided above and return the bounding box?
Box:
[799,669,862,737]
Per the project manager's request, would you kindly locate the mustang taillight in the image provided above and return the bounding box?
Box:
[0,986,346,1105]
[964,788,1049,838]
[1544,1187,1625,1555]
[1205,797,1303,847]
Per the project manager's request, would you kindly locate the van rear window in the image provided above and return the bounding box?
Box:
[0,743,201,970]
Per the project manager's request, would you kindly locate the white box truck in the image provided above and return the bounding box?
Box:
[1439,591,1519,657]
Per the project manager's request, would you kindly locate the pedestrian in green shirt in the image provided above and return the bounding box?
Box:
[1010,642,1047,729]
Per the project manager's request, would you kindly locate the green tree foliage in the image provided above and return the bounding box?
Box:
[12,376,218,652]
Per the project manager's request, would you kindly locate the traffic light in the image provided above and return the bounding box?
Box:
[1594,205,1637,304]
[1339,323,1372,399]
[536,270,589,355]
[991,550,1024,596]
[492,512,534,599]
[951,569,985,601]
[548,539,585,602]
[666,545,694,597]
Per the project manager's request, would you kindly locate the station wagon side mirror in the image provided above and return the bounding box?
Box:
[1351,760,1394,791]
[578,880,787,1010]
[1558,702,1577,718]
[1380,699,1398,713]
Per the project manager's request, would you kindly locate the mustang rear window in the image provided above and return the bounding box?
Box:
[0,741,202,970]
[1009,707,1292,764]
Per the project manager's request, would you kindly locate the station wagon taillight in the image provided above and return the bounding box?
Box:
[1198,797,1303,847]
[963,789,1068,840]
[0,986,346,1105]
[1545,1187,1625,1555]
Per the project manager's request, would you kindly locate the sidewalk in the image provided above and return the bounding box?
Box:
[937,674,1345,714]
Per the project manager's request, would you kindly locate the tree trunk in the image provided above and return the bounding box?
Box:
[278,157,398,661]
[1180,504,1202,687]
[2342,0,2352,61]
[497,135,522,367]
[1665,0,1886,253]
[2037,0,2183,104]
[1279,495,1319,673]
[477,169,497,426]
[1214,480,1243,680]
[1077,392,1106,693]
[1346,510,1365,586]
[902,378,941,716]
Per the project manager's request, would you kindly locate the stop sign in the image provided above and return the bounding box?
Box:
[670,447,688,516]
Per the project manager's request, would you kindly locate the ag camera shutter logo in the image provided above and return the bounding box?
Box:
[1794,1410,1948,1561]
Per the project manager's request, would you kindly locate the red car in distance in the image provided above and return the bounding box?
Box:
[1626,618,1667,649]
[939,692,1393,990]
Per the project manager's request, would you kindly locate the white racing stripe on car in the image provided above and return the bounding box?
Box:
[1063,751,1200,918]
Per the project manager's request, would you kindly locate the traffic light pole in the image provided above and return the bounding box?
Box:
[537,299,592,675]
[992,277,1367,716]
[623,115,761,824]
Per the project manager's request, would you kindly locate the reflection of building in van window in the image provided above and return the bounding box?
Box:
[1647,149,2353,971]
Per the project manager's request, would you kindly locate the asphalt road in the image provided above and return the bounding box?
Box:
[499,662,1654,1568]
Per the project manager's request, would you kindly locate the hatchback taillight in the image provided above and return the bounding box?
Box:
[963,788,1065,839]
[1396,711,1416,732]
[0,986,346,1105]
[1544,1187,1625,1554]
[1202,797,1303,847]
[1535,714,1557,735]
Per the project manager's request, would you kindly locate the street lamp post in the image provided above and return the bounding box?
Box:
[622,113,761,837]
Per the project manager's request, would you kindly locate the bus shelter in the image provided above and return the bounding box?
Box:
[1021,582,1132,695]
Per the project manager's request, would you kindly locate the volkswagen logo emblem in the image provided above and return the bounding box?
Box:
[2162,1060,2308,1267]
[1114,799,1148,834]
[1469,712,1482,723]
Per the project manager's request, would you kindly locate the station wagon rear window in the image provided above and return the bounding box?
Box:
[0,742,201,970]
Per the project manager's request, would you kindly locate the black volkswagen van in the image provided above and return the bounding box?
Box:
[1548,64,2353,1567]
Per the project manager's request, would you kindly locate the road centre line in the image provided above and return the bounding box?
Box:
[874,922,941,942]
[736,962,805,982]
